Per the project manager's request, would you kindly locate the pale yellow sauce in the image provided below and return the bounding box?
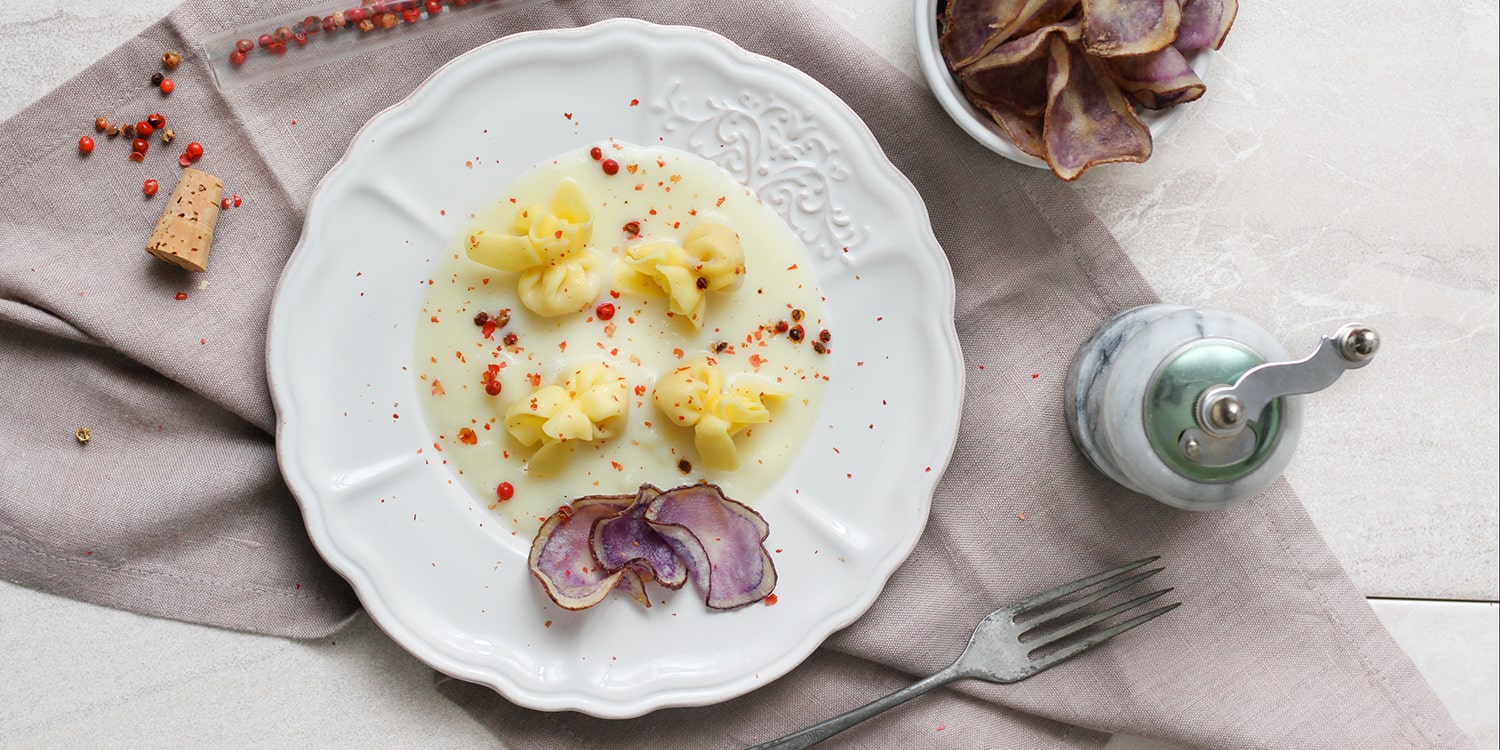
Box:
[414,143,830,532]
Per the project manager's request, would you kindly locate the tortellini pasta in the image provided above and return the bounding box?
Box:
[505,361,629,476]
[614,223,745,328]
[467,179,601,317]
[653,357,782,472]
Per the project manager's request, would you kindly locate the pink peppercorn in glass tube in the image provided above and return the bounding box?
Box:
[201,0,548,93]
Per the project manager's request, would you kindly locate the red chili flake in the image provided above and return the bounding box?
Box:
[630,98,640,106]
[589,146,603,160]
[610,461,623,472]
[159,78,174,94]
[481,320,497,339]
[431,380,445,396]
[1031,373,1039,379]
[625,163,639,175]
[595,302,615,321]
[77,136,95,154]
[748,354,765,370]
[563,112,572,120]
[174,291,188,300]
[504,332,519,347]
[601,158,619,176]
[526,372,542,387]
[555,504,572,520]
[622,221,640,236]
[455,428,477,445]
[715,196,726,207]
[764,594,779,606]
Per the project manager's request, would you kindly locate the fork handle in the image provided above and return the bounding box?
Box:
[746,664,964,750]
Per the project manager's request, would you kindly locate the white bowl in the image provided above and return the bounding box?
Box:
[913,0,1211,170]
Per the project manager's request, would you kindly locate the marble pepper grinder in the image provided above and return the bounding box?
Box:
[1065,305,1380,511]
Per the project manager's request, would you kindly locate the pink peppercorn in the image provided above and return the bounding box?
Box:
[236,38,254,53]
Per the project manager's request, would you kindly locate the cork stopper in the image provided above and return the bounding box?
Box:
[146,168,223,273]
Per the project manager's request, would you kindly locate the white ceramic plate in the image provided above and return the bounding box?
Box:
[268,19,964,718]
[914,0,1211,170]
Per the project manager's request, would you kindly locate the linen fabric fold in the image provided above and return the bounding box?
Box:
[0,0,1470,747]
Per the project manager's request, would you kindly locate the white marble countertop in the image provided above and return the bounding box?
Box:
[2,0,1496,747]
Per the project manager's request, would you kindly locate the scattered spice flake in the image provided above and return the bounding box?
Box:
[764,594,779,606]
[786,264,798,271]
[558,340,568,352]
[1031,373,1040,379]
[672,347,684,359]
[457,428,477,445]
[630,98,640,106]
[715,196,726,207]
[545,620,553,627]
[563,112,572,120]
[527,373,542,387]
[431,380,445,396]
[634,384,647,397]
[610,461,623,472]
[748,354,765,371]
[626,163,639,175]
[937,725,947,732]
[465,160,473,168]
[1018,512,1025,520]
[174,292,188,301]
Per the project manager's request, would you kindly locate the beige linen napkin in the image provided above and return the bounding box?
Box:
[0,0,1471,747]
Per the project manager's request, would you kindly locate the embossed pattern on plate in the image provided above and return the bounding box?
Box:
[268,19,963,718]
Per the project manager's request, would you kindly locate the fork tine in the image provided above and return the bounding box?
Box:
[1012,556,1160,615]
[1025,587,1173,650]
[1027,602,1182,674]
[1016,567,1164,626]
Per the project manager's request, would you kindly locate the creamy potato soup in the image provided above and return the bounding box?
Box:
[414,143,831,532]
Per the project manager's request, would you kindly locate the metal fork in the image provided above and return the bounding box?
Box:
[748,557,1179,750]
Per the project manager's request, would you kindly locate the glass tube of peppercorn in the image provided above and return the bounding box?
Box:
[202,0,548,93]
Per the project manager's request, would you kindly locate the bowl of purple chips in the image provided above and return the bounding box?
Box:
[915,0,1236,181]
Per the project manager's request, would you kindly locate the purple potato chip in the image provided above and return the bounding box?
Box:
[963,19,1083,116]
[942,0,1080,69]
[590,485,688,590]
[1043,37,1153,180]
[1105,45,1206,109]
[644,484,777,611]
[973,96,1049,159]
[1081,0,1181,57]
[1174,0,1237,51]
[529,494,642,611]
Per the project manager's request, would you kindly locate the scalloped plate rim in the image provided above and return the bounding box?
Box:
[268,18,964,718]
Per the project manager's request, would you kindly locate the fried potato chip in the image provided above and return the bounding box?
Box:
[1042,37,1153,180]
